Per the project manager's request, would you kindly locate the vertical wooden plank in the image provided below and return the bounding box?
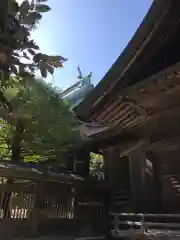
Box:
[30,182,40,235]
[74,148,90,177]
[103,147,120,237]
[148,152,163,213]
[129,150,148,212]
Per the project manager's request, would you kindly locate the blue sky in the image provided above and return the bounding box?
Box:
[32,0,152,89]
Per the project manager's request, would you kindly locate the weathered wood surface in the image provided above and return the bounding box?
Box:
[0,164,105,238]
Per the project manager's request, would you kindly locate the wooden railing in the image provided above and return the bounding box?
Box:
[74,179,106,237]
[0,174,105,238]
[0,177,76,236]
[110,213,180,238]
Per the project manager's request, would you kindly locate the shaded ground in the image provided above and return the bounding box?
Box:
[9,236,74,240]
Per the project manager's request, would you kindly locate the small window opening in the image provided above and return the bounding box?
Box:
[89,152,104,180]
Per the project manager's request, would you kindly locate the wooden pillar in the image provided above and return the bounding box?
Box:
[30,182,40,235]
[103,147,131,238]
[104,148,130,204]
[73,148,90,236]
[147,152,162,213]
[73,148,90,177]
[103,147,120,193]
[103,147,130,200]
[129,150,148,213]
[103,147,120,238]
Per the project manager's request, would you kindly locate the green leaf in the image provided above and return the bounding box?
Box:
[36,4,51,12]
[12,52,20,58]
[19,1,30,18]
[11,65,18,75]
[13,27,29,42]
[39,62,47,78]
[4,87,20,101]
[27,49,36,55]
[46,64,54,75]
[20,40,39,50]
[23,52,30,60]
[28,65,35,73]
[20,12,42,25]
[30,0,35,10]
[19,64,25,75]
[33,53,44,62]
[11,56,20,65]
[8,0,19,15]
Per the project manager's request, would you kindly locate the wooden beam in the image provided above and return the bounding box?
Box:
[113,61,180,103]
[150,136,180,152]
[139,80,180,110]
[96,103,130,123]
[118,135,180,157]
[114,103,180,141]
[119,139,146,158]
[93,0,171,108]
[129,150,148,212]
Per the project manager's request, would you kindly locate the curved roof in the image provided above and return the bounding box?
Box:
[75,0,177,121]
[0,161,83,182]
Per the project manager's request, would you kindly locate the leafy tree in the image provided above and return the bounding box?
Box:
[90,152,104,170]
[0,118,12,160]
[0,0,67,117]
[0,0,80,219]
[90,152,104,180]
[0,75,81,163]
[0,0,69,162]
[1,0,66,77]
